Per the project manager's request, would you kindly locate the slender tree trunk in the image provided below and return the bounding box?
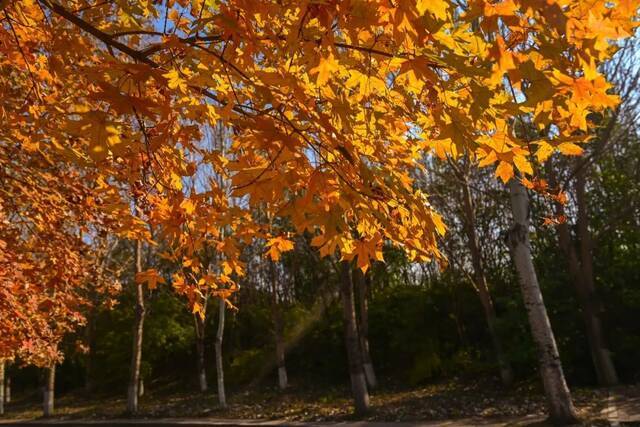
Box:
[461,179,513,386]
[339,261,370,415]
[353,268,377,389]
[575,173,618,386]
[4,372,9,403]
[42,364,55,418]
[275,333,287,391]
[555,210,618,387]
[194,314,208,392]
[548,166,619,387]
[84,308,96,393]
[215,298,227,408]
[138,378,144,397]
[269,261,288,390]
[127,239,145,414]
[507,179,578,425]
[0,359,5,415]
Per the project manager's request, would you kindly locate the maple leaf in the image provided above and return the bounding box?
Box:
[310,52,339,86]
[350,235,384,273]
[192,302,204,320]
[170,172,184,190]
[557,142,584,156]
[163,69,188,94]
[513,155,533,175]
[416,0,449,20]
[135,269,165,290]
[521,177,535,189]
[265,236,295,261]
[496,161,514,183]
[535,141,555,163]
[172,274,187,294]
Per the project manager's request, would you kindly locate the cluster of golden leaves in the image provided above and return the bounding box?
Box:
[1,0,637,350]
[0,19,128,362]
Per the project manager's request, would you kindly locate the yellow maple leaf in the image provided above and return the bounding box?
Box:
[478,149,498,167]
[192,301,204,319]
[496,161,514,183]
[310,52,339,86]
[557,142,584,156]
[265,236,295,261]
[536,141,555,162]
[513,155,533,175]
[136,269,166,290]
[163,69,188,94]
[170,171,183,190]
[417,0,449,20]
[180,199,196,215]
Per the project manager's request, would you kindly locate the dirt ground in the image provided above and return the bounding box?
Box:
[2,379,639,426]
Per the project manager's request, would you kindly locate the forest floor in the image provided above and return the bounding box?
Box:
[1,378,639,426]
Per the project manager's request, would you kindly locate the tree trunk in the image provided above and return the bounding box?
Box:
[0,359,4,415]
[127,239,145,414]
[339,261,370,415]
[353,267,377,389]
[4,372,9,404]
[42,364,55,418]
[275,336,287,391]
[269,261,288,390]
[461,178,513,386]
[548,166,619,387]
[507,179,578,425]
[215,298,227,408]
[84,308,96,393]
[194,314,208,392]
[575,172,618,386]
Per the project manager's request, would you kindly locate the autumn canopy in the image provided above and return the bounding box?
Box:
[0,0,637,365]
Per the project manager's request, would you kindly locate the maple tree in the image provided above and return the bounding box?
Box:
[2,0,636,284]
[1,0,638,420]
[0,139,115,366]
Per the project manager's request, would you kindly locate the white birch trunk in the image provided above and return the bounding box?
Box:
[4,372,9,404]
[215,298,227,408]
[195,314,208,392]
[127,239,145,414]
[4,373,9,404]
[507,179,578,424]
[43,365,55,418]
[340,262,370,414]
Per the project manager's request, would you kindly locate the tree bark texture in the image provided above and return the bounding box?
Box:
[353,267,377,389]
[548,166,619,386]
[4,372,9,404]
[195,313,208,392]
[339,261,370,415]
[461,178,513,386]
[574,172,618,385]
[127,239,145,414]
[507,179,578,425]
[270,261,288,390]
[215,298,227,408]
[43,364,55,418]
